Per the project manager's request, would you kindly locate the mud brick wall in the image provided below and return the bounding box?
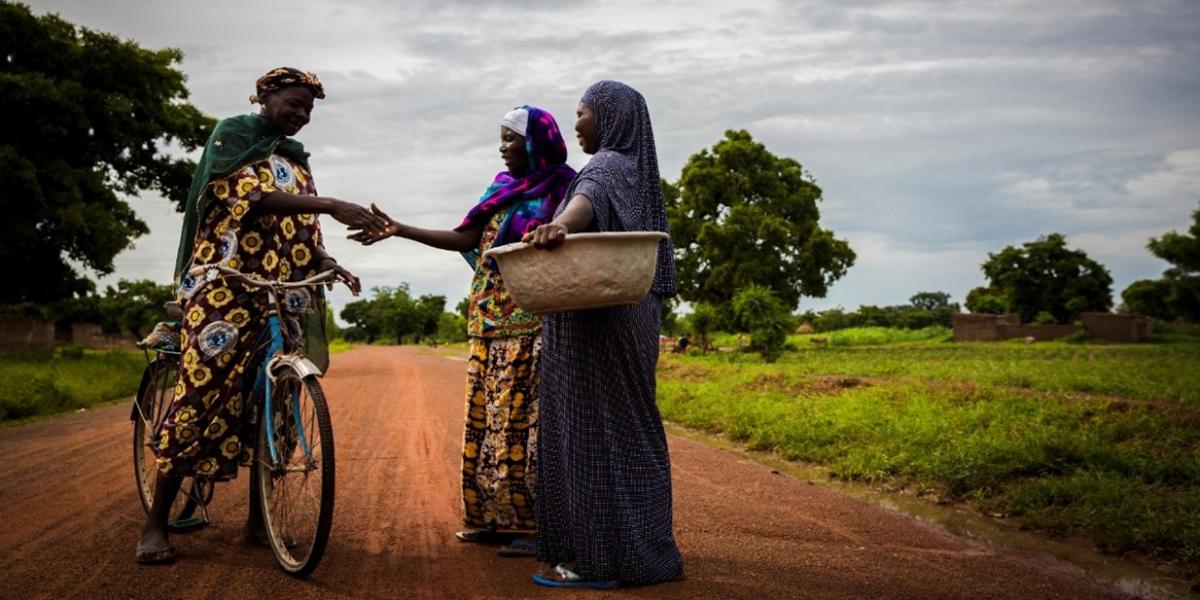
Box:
[1080,313,1151,343]
[951,313,1021,341]
[953,313,1080,342]
[70,323,135,350]
[954,312,1152,343]
[0,317,56,351]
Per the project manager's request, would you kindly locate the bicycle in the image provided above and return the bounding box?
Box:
[131,265,345,577]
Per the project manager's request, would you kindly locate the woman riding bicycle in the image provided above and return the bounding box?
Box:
[136,67,383,564]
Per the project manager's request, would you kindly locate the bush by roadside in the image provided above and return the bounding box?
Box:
[0,349,145,422]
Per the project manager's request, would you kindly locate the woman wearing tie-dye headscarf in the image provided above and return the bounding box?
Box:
[353,105,576,550]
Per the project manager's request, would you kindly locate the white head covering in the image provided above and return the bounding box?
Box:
[500,107,529,137]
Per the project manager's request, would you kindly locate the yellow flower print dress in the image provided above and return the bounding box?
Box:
[461,209,542,531]
[155,154,324,480]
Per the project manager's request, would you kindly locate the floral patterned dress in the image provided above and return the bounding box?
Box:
[154,154,323,480]
[462,210,542,531]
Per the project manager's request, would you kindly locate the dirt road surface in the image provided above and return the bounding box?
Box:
[0,346,1131,599]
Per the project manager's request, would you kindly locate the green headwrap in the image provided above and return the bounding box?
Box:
[174,113,311,277]
[174,113,329,371]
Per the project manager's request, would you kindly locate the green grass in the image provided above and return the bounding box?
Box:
[0,349,146,422]
[0,338,372,424]
[709,326,952,348]
[657,338,1200,566]
[328,338,359,355]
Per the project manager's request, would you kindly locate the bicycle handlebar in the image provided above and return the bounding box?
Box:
[188,264,343,291]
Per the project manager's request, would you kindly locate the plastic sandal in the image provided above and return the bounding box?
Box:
[532,563,618,589]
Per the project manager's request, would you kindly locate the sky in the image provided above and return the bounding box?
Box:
[27,0,1200,317]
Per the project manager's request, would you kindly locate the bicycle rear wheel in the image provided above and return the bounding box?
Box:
[255,364,335,578]
[132,357,210,529]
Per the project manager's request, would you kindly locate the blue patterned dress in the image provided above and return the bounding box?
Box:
[535,81,683,584]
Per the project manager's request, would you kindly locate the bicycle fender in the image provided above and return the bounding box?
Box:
[267,354,324,382]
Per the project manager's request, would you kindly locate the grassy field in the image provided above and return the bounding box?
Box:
[710,326,954,348]
[0,348,146,422]
[657,336,1200,568]
[328,338,360,355]
[1,338,363,425]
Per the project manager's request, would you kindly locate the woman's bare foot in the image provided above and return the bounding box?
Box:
[135,528,175,565]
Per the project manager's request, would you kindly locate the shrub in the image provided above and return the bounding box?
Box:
[732,286,790,362]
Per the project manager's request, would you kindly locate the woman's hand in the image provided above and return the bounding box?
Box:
[329,199,387,234]
[318,256,362,296]
[347,204,401,246]
[521,222,569,250]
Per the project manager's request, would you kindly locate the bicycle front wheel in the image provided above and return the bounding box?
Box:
[255,365,335,578]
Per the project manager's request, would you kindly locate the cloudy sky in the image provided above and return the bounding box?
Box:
[29,0,1200,316]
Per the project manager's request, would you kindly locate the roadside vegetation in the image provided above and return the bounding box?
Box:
[0,348,145,423]
[657,331,1200,569]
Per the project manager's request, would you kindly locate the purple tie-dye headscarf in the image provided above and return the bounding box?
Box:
[561,80,676,296]
[455,106,576,250]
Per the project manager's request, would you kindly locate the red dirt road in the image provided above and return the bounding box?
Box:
[0,346,1130,599]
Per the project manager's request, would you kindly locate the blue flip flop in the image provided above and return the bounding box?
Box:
[532,564,618,590]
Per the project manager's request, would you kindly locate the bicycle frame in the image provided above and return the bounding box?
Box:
[177,264,339,469]
[253,294,316,467]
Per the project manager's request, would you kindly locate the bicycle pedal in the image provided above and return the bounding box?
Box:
[168,516,208,534]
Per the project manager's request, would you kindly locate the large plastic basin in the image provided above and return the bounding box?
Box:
[483,232,668,313]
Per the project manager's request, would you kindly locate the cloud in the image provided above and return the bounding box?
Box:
[26,0,1200,318]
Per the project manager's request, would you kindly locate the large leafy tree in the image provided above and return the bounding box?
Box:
[666,130,855,311]
[97,278,175,338]
[340,285,447,344]
[0,2,214,302]
[1120,279,1173,320]
[978,233,1112,323]
[1123,204,1200,321]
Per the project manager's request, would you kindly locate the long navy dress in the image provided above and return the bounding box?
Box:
[535,80,683,585]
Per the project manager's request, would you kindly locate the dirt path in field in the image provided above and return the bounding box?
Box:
[0,346,1134,599]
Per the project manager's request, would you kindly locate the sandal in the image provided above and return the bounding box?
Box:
[532,563,618,590]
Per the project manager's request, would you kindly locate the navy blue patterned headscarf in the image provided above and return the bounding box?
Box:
[563,80,676,296]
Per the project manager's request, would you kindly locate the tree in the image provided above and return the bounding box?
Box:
[1120,280,1171,319]
[682,303,719,352]
[1138,204,1200,321]
[731,285,790,362]
[0,2,214,303]
[97,279,175,338]
[978,234,1112,323]
[666,130,855,312]
[909,291,951,312]
[907,290,959,327]
[340,285,447,344]
[660,297,681,336]
[414,294,446,341]
[965,286,1009,315]
[437,312,468,343]
[455,296,470,320]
